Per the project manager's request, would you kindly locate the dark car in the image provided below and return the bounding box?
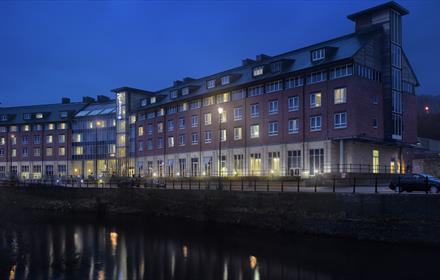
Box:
[389,173,440,193]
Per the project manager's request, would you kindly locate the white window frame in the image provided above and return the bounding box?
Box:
[334,88,347,104]
[310,92,322,108]
[253,66,264,77]
[268,100,279,115]
[268,121,278,136]
[334,112,347,129]
[288,119,299,134]
[250,124,260,139]
[310,116,322,132]
[233,107,243,121]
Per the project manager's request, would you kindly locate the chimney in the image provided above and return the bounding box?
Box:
[61,97,70,104]
[82,96,95,103]
[256,54,271,61]
[97,95,110,103]
[241,58,255,66]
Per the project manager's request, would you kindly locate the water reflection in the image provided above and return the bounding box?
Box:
[0,215,438,280]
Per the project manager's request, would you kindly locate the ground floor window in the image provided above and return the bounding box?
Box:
[179,159,186,177]
[147,161,153,177]
[287,150,301,176]
[157,160,163,177]
[11,166,17,175]
[203,156,212,176]
[218,155,227,176]
[58,165,67,175]
[309,149,324,175]
[249,153,261,176]
[268,151,280,175]
[372,149,379,173]
[45,165,54,176]
[167,159,174,177]
[191,158,199,177]
[233,154,244,176]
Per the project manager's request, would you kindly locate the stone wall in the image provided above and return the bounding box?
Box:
[1,186,439,244]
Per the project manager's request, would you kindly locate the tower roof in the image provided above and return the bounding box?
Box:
[347,1,409,21]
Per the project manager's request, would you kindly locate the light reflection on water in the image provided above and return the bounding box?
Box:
[0,216,438,280]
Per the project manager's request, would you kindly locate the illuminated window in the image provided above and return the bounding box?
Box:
[250,124,259,138]
[11,149,16,157]
[220,129,227,142]
[253,66,264,77]
[138,126,144,136]
[168,136,174,148]
[46,135,53,144]
[310,92,321,108]
[249,153,261,176]
[47,123,55,130]
[373,150,379,173]
[203,96,215,106]
[268,151,281,175]
[334,88,347,104]
[73,146,83,155]
[46,147,53,156]
[72,133,81,143]
[58,123,67,130]
[58,134,66,143]
[207,79,216,89]
[157,122,163,133]
[234,127,242,140]
[220,111,227,123]
[204,113,212,125]
[35,113,43,119]
[216,92,230,104]
[23,125,30,132]
[58,147,66,156]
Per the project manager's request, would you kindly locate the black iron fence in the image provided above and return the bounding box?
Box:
[0,173,423,194]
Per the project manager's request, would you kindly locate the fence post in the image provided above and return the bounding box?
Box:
[199,180,201,190]
[297,177,300,192]
[229,180,232,191]
[314,178,317,193]
[254,179,256,192]
[398,176,401,193]
[332,176,336,193]
[374,176,378,193]
[189,178,192,190]
[281,180,284,192]
[425,176,429,194]
[266,179,269,192]
[181,178,183,190]
[353,177,356,193]
[241,179,244,192]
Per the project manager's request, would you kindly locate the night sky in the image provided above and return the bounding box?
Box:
[0,0,439,106]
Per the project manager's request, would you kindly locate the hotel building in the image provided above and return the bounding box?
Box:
[0,2,419,178]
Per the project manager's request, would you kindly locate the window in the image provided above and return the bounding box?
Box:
[46,147,53,157]
[167,120,174,131]
[288,96,299,111]
[253,66,264,77]
[250,104,260,118]
[157,137,163,149]
[372,149,379,174]
[0,127,6,132]
[23,125,30,132]
[0,137,4,145]
[150,96,156,104]
[310,92,321,108]
[334,88,347,104]
[147,124,153,135]
[58,123,67,130]
[60,111,68,118]
[233,154,244,175]
[285,76,304,89]
[0,149,3,156]
[138,126,144,136]
[179,102,188,112]
[373,119,378,128]
[34,148,41,156]
[233,107,243,121]
[141,99,148,107]
[58,147,66,156]
[182,87,190,96]
[271,61,282,73]
[309,148,324,175]
[220,111,227,123]
[47,123,54,130]
[191,115,199,127]
[330,64,353,79]
[250,124,259,138]
[248,85,264,97]
[1,115,7,121]
[191,132,198,144]
[190,100,201,110]
[203,156,213,176]
[204,113,212,125]
[10,126,17,132]
[268,151,281,175]
[34,135,41,144]
[268,100,279,115]
[307,71,327,84]
[221,75,230,85]
[266,80,283,93]
[207,79,216,89]
[249,153,261,176]
[231,89,245,101]
[157,122,163,133]
[168,136,174,148]
[287,150,301,175]
[334,112,347,129]
[11,149,16,157]
[288,119,299,134]
[22,148,28,157]
[58,134,66,144]
[147,139,153,150]
[23,113,31,120]
[178,117,185,129]
[205,131,212,143]
[179,134,185,146]
[220,129,227,142]
[73,146,82,155]
[216,92,230,104]
[268,121,278,136]
[167,107,177,114]
[203,96,215,107]
[157,108,165,117]
[11,136,16,145]
[310,116,322,131]
[234,127,242,140]
[311,48,325,61]
[147,112,155,119]
[46,135,53,144]
[35,113,43,119]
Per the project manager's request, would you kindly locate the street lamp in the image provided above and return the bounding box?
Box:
[217,107,223,189]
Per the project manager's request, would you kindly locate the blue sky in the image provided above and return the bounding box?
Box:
[0,0,439,106]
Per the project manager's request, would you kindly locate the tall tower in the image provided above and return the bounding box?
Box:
[348,1,410,141]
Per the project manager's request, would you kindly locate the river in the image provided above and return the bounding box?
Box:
[0,214,438,280]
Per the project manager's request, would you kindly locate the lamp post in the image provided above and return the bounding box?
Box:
[9,134,15,178]
[217,107,223,189]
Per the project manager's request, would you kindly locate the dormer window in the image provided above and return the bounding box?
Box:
[1,115,7,121]
[141,99,148,107]
[253,66,264,77]
[207,79,216,89]
[60,111,68,118]
[221,75,230,85]
[35,113,44,119]
[270,61,282,73]
[181,87,189,96]
[311,48,326,61]
[170,90,178,99]
[150,97,156,104]
[23,113,31,120]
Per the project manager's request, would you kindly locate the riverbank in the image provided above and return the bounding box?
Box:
[1,186,439,244]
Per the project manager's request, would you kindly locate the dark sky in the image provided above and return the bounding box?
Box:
[0,0,439,106]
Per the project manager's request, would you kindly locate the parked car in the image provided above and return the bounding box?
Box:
[389,173,440,193]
